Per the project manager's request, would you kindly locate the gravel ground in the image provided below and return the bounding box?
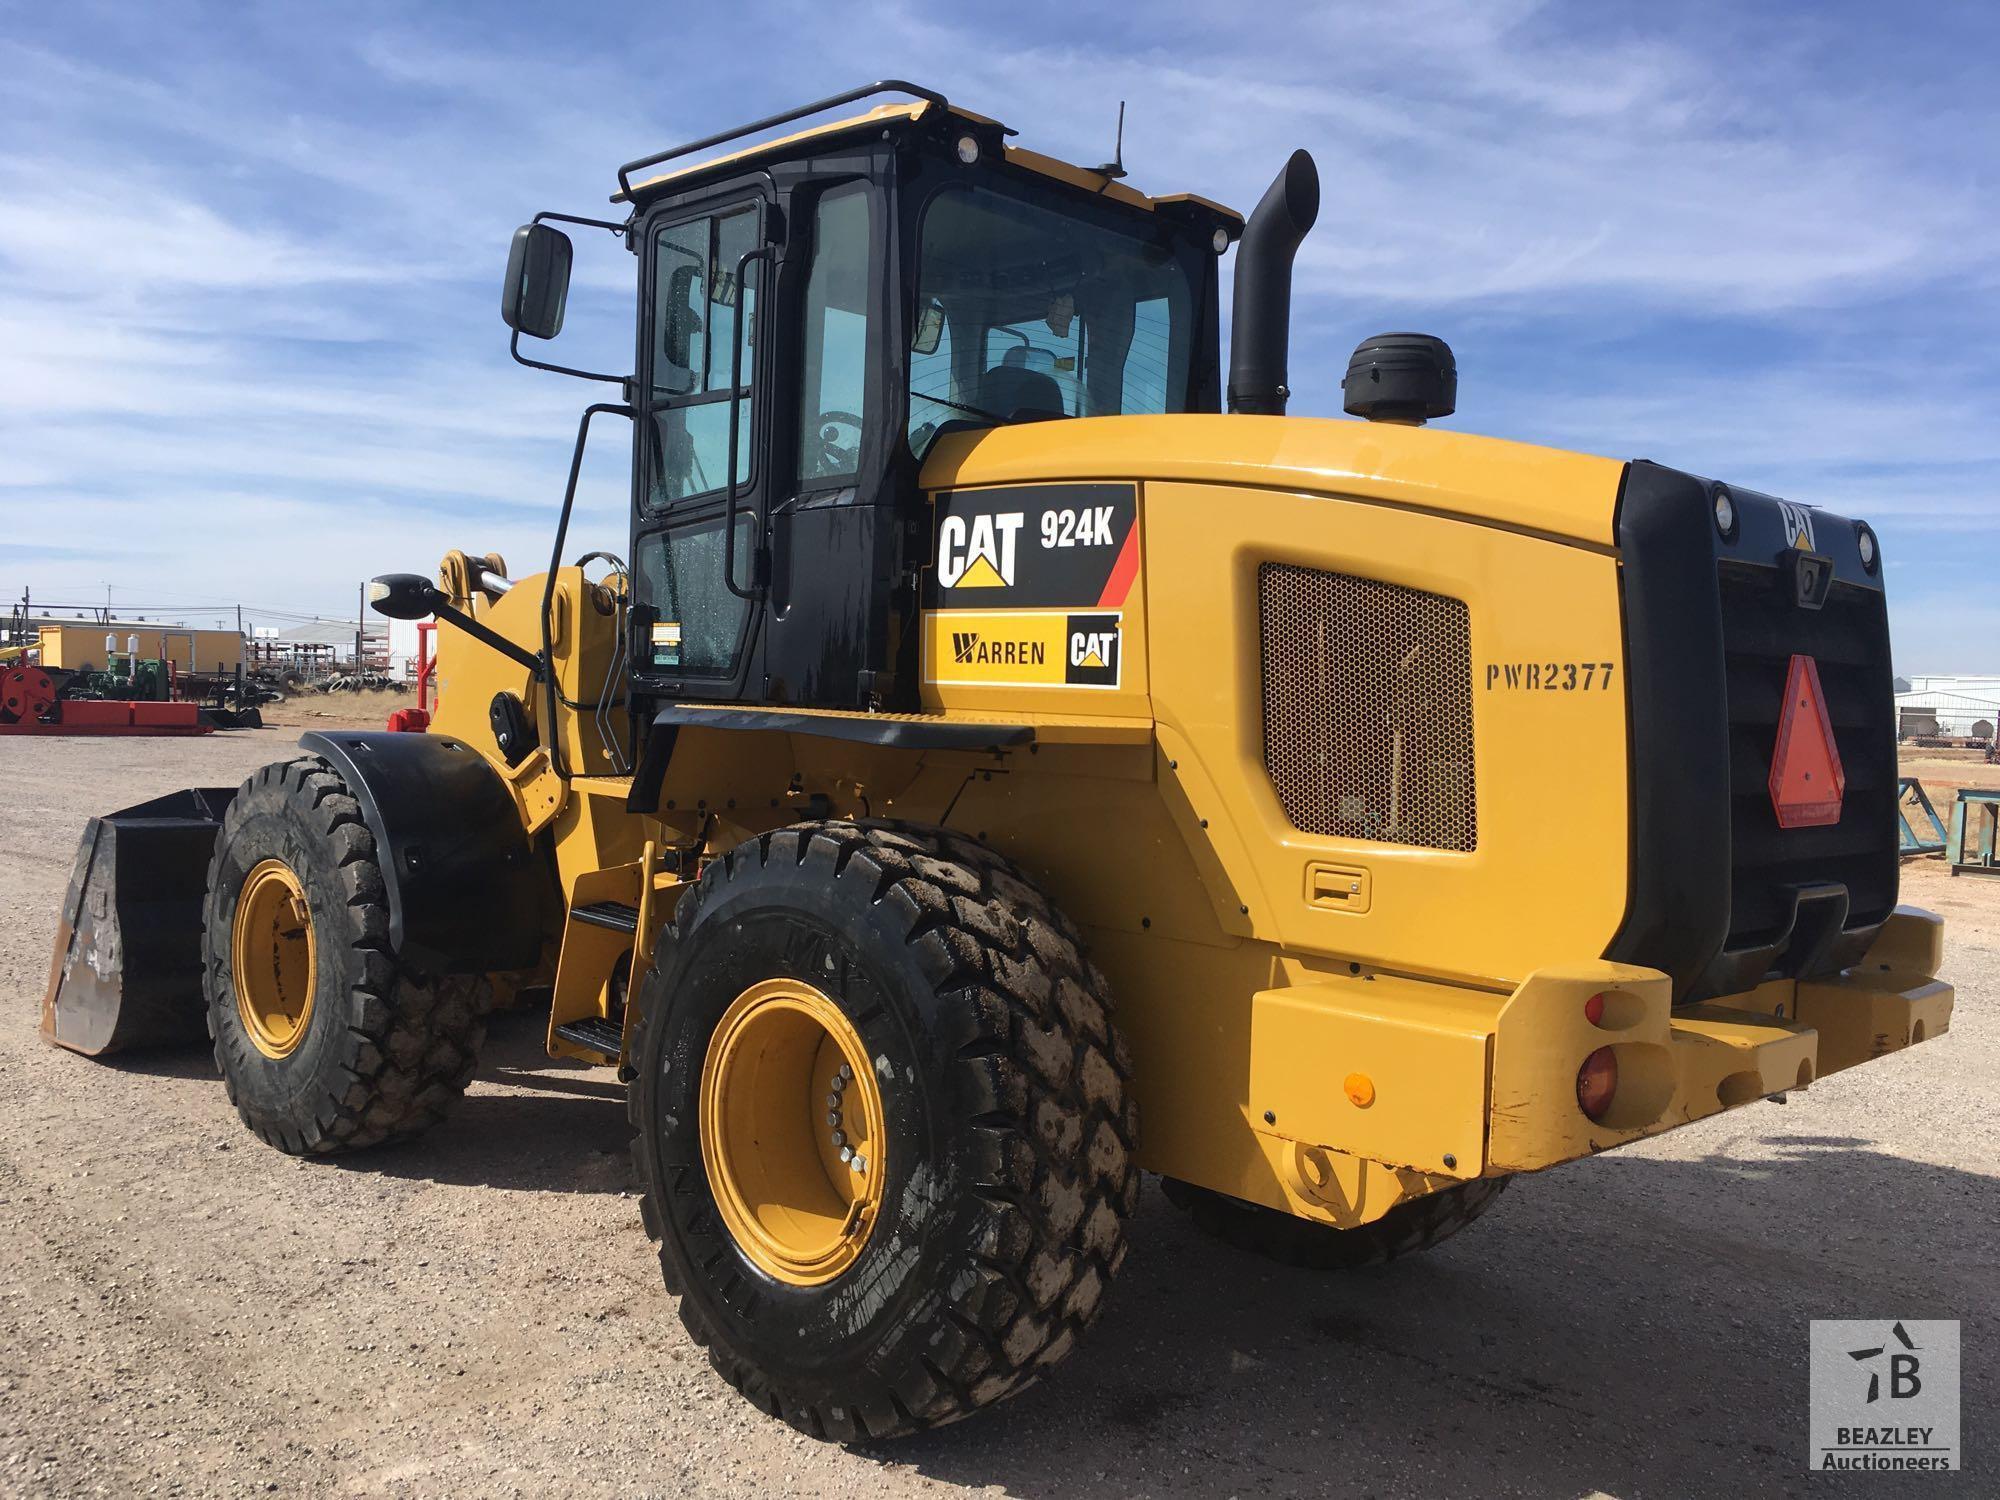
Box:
[1,731,1992,1498]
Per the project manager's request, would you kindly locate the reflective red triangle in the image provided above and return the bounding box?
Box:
[1769,653,1845,829]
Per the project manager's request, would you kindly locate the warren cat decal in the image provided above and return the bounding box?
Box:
[924,611,1123,689]
[926,485,1139,610]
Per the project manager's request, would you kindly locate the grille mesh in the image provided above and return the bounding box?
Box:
[1258,563,1477,851]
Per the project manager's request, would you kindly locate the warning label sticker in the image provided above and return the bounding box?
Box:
[926,484,1139,610]
[924,611,1123,689]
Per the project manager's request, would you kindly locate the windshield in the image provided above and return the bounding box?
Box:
[908,182,1202,453]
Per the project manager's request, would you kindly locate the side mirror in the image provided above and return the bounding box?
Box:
[662,263,702,373]
[502,223,573,340]
[367,574,443,621]
[913,298,946,356]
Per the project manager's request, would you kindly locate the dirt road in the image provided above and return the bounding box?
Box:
[2,732,1992,1497]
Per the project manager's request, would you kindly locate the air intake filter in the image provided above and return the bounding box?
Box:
[1343,332,1456,424]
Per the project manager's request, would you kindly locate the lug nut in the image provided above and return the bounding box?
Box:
[838,1063,853,1082]
[825,1110,839,1127]
[831,1129,846,1147]
[831,1073,847,1093]
[839,1145,853,1163]
[852,1155,867,1174]
[826,1093,840,1111]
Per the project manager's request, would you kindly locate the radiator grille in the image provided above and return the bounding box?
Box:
[1258,563,1477,851]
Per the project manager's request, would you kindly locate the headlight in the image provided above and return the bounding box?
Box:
[1856,523,1879,572]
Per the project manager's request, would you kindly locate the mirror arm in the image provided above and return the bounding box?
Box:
[508,210,635,385]
[432,598,545,678]
[508,326,629,385]
[723,242,777,602]
[374,584,545,678]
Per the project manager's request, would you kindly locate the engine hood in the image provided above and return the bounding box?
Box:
[920,413,1626,549]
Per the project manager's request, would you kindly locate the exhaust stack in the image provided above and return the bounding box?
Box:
[1227,149,1321,416]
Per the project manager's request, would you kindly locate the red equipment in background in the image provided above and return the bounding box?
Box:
[385,620,436,733]
[0,664,211,737]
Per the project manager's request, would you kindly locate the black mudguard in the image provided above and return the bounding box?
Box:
[298,731,547,975]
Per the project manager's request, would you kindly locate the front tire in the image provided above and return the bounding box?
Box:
[202,755,487,1154]
[629,821,1139,1441]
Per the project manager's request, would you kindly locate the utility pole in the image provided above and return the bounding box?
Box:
[356,582,365,671]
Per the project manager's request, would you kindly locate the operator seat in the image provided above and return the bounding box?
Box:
[979,357,1066,422]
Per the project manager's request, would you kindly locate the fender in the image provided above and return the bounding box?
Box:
[299,731,547,974]
[624,706,1036,812]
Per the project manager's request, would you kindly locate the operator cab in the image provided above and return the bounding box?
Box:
[502,82,1238,733]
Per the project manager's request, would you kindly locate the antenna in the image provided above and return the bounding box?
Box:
[1090,101,1128,181]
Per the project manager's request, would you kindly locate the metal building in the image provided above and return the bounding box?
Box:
[1895,675,2000,740]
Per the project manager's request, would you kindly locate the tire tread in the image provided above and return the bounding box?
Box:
[628,819,1138,1440]
[203,754,488,1155]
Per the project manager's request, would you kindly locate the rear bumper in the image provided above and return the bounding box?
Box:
[1244,907,1949,1222]
[1487,906,1951,1173]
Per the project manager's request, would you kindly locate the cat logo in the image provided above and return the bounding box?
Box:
[936,511,1025,589]
[1064,613,1119,687]
[1074,640,1109,668]
[1779,499,1817,552]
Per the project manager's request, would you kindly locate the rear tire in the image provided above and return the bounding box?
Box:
[202,755,488,1155]
[629,820,1139,1441]
[1161,1174,1509,1270]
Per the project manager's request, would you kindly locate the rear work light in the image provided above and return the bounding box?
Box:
[1577,1046,1618,1121]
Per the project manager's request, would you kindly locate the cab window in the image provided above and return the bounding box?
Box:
[907,182,1201,456]
[796,183,873,486]
[648,205,759,506]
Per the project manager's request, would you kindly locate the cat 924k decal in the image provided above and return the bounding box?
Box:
[925,484,1139,610]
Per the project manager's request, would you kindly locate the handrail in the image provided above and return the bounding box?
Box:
[542,403,635,779]
[616,80,949,197]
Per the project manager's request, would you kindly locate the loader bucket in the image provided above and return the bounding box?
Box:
[41,787,239,1057]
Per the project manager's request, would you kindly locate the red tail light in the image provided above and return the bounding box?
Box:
[1577,1046,1618,1121]
[1584,992,1606,1026]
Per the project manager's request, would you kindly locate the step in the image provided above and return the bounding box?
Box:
[571,900,639,934]
[552,1017,625,1059]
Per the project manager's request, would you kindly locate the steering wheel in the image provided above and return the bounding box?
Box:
[811,409,864,475]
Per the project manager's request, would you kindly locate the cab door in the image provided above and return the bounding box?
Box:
[630,186,771,699]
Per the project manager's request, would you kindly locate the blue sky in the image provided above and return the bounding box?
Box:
[2,0,1994,666]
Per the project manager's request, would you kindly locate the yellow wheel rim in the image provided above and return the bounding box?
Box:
[699,978,886,1286]
[231,859,317,1059]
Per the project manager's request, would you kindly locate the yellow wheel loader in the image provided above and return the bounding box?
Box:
[43,81,1953,1439]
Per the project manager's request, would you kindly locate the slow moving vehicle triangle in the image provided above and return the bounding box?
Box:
[1769,652,1846,828]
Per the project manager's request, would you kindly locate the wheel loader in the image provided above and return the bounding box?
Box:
[42,81,1953,1440]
